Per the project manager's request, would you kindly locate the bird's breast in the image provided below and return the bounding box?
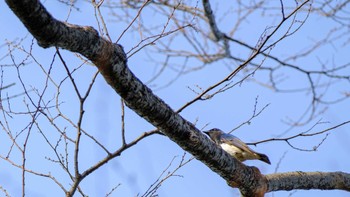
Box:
[220,143,242,157]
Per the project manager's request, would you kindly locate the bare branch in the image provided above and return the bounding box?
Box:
[267,171,350,192]
[248,119,350,151]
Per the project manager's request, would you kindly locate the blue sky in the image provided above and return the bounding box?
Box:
[0,1,350,197]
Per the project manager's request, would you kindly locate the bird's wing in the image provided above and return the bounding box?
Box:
[220,133,255,154]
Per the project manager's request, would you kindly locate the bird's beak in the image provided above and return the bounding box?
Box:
[203,131,210,135]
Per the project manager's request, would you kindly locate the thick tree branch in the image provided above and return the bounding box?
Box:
[266,171,350,192]
[5,0,350,196]
[202,0,224,41]
[5,0,266,196]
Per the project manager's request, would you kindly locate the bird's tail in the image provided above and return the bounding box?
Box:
[256,153,271,164]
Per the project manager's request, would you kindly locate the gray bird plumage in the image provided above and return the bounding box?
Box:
[204,128,271,164]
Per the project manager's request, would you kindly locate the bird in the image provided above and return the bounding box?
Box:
[204,128,271,164]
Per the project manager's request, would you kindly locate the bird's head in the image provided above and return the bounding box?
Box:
[203,128,224,141]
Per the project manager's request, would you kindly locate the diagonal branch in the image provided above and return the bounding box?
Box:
[5,0,265,196]
[5,0,350,196]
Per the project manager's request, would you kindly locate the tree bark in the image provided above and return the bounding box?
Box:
[267,171,350,192]
[4,0,350,196]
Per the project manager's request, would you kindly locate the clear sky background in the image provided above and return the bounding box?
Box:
[0,1,350,197]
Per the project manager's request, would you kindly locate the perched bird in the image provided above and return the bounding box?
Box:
[204,128,271,164]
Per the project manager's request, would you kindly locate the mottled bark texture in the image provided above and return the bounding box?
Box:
[267,171,350,192]
[5,0,350,196]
